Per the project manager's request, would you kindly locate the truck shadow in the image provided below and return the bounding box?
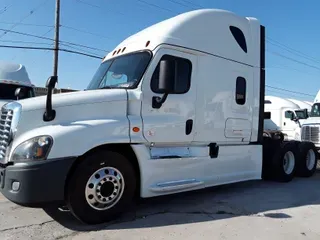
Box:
[45,171,320,232]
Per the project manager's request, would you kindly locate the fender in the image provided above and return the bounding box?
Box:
[8,117,130,160]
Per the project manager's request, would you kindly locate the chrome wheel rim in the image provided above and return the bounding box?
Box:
[306,149,316,171]
[283,151,295,175]
[85,167,125,211]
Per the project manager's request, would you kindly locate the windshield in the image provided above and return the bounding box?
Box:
[295,110,308,119]
[0,83,35,100]
[310,103,320,117]
[86,51,152,90]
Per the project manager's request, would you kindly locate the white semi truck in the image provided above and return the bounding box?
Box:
[0,61,36,108]
[287,98,312,116]
[264,96,308,140]
[301,90,320,149]
[0,9,318,225]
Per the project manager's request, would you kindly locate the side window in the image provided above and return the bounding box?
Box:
[229,26,247,53]
[285,111,293,119]
[235,77,246,105]
[151,55,192,94]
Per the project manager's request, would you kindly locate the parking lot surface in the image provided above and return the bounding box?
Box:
[1,172,320,240]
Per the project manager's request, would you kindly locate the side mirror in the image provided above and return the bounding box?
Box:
[45,76,58,89]
[158,59,175,93]
[264,112,271,119]
[290,115,298,121]
[14,87,26,100]
[152,59,176,109]
[303,108,308,118]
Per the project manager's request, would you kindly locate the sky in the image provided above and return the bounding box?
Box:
[0,0,319,102]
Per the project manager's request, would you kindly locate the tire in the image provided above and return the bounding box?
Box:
[66,150,137,225]
[296,142,318,178]
[270,141,297,182]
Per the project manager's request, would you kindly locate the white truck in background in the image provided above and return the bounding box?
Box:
[0,61,36,108]
[0,9,318,225]
[301,90,320,149]
[287,98,312,116]
[264,95,308,140]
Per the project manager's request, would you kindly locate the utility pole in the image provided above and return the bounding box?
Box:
[53,0,60,77]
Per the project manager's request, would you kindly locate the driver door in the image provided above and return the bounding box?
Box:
[140,48,198,145]
[282,109,299,139]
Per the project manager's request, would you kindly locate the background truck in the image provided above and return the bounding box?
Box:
[0,61,36,108]
[287,98,312,116]
[264,95,308,140]
[0,9,318,225]
[301,90,320,149]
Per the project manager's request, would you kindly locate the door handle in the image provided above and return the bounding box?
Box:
[186,119,193,135]
[284,122,286,126]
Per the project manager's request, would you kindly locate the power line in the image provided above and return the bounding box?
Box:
[167,0,192,9]
[0,2,14,15]
[137,0,178,14]
[10,27,54,61]
[0,0,50,38]
[61,25,111,40]
[267,37,320,64]
[0,27,110,53]
[267,50,320,71]
[0,21,53,27]
[75,0,126,16]
[0,44,103,59]
[266,85,314,97]
[179,0,204,8]
[0,39,53,45]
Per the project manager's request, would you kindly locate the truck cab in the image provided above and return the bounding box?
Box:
[264,96,307,140]
[0,61,35,108]
[0,9,317,225]
[300,90,320,149]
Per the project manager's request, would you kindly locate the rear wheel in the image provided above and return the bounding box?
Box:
[296,142,318,178]
[271,141,297,182]
[66,150,137,225]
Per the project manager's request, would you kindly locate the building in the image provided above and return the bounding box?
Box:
[34,87,78,96]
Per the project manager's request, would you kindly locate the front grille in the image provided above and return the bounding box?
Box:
[301,125,320,143]
[0,108,13,162]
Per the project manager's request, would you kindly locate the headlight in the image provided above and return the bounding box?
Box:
[11,136,53,162]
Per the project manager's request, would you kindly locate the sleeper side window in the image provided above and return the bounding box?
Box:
[151,55,192,94]
[235,77,246,105]
[229,26,247,53]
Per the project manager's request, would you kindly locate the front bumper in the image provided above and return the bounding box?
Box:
[0,157,76,207]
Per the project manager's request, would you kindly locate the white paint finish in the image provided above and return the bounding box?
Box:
[17,88,127,112]
[149,146,209,159]
[264,95,304,140]
[105,9,259,68]
[287,98,312,112]
[9,118,129,160]
[193,55,256,144]
[132,144,262,198]
[140,47,198,145]
[7,95,130,160]
[224,118,252,140]
[1,9,267,204]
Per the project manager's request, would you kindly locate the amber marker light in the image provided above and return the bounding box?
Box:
[132,127,140,133]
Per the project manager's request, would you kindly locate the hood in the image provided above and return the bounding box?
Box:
[17,89,128,112]
[301,117,320,126]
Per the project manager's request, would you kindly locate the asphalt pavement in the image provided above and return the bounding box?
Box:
[1,172,320,240]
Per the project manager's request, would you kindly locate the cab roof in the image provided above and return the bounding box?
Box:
[104,9,261,67]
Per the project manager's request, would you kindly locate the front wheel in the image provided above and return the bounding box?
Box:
[66,150,137,224]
